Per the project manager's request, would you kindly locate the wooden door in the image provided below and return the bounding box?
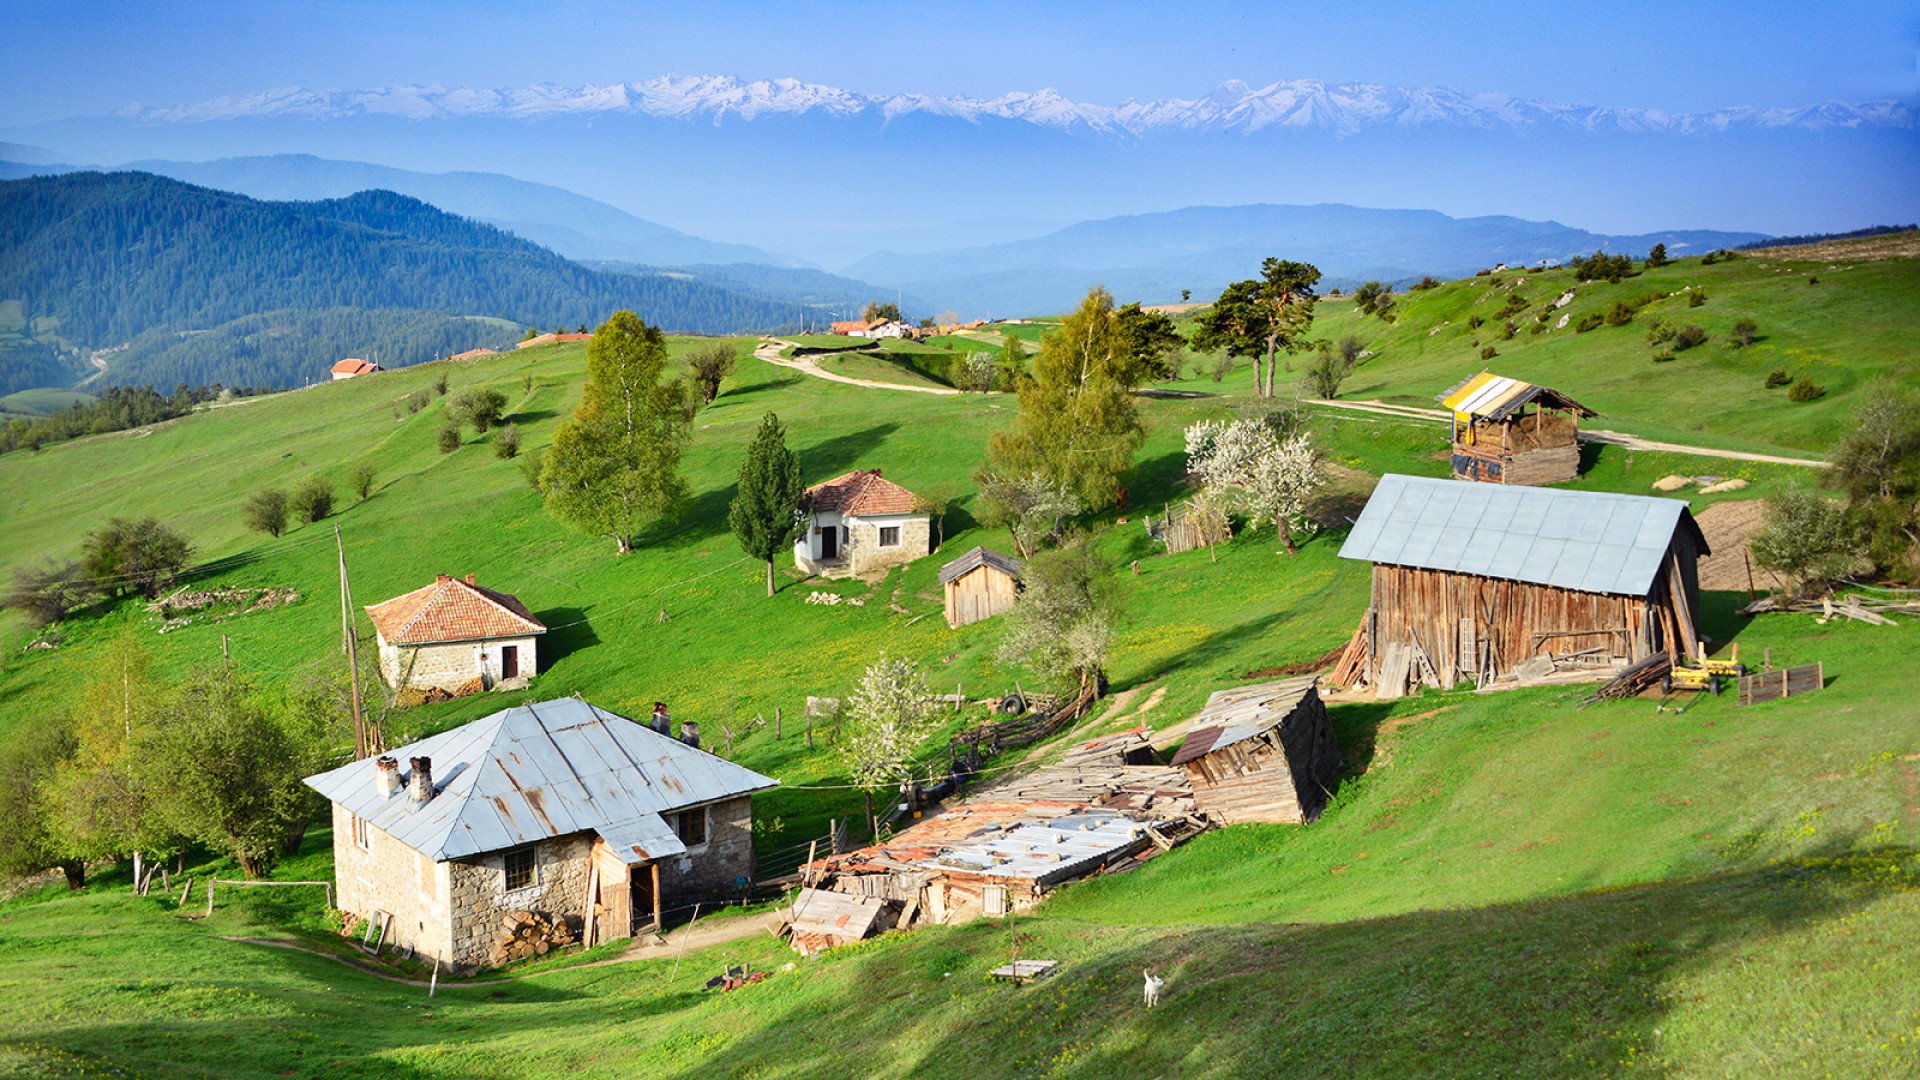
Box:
[501,645,519,679]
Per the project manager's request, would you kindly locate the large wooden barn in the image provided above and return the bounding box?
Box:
[1439,372,1597,485]
[1337,474,1709,696]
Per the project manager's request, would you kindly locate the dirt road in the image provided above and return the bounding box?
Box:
[753,340,961,396]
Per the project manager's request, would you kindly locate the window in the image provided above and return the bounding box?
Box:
[351,815,371,852]
[503,846,537,891]
[878,525,901,547]
[674,807,708,849]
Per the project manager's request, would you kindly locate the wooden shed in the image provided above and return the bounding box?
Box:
[1439,372,1597,485]
[1336,474,1710,697]
[1171,677,1341,825]
[939,546,1022,628]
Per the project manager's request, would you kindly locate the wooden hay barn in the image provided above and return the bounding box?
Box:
[1337,474,1709,697]
[1171,677,1341,825]
[1439,372,1596,485]
[939,546,1022,628]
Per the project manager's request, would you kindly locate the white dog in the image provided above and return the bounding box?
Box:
[1143,969,1165,1009]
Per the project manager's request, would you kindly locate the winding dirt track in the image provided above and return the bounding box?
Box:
[753,340,961,396]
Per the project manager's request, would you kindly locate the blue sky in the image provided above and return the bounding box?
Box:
[3,0,1915,124]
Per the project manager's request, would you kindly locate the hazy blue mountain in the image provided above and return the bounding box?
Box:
[589,261,936,322]
[844,204,1772,316]
[0,171,803,388]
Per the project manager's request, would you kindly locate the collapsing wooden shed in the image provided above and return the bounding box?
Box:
[1336,474,1710,696]
[1172,677,1342,825]
[1440,372,1597,485]
[940,546,1022,628]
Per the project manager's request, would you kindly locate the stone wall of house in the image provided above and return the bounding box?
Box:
[848,515,930,576]
[657,797,756,902]
[446,834,593,968]
[330,801,454,963]
[377,635,537,692]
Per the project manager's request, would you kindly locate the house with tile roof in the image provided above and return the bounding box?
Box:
[795,469,930,578]
[330,358,381,380]
[303,697,777,969]
[364,573,547,694]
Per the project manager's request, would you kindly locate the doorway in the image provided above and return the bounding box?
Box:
[819,527,839,561]
[501,645,519,680]
[629,871,656,935]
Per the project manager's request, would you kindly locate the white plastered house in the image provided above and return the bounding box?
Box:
[794,469,931,578]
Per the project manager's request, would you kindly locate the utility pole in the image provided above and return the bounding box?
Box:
[336,526,371,758]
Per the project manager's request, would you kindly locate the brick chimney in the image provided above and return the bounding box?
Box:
[465,573,476,585]
[408,756,434,804]
[375,756,402,797]
[436,573,451,585]
[678,721,700,750]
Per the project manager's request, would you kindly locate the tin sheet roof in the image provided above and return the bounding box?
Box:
[1438,371,1595,422]
[938,545,1023,585]
[1170,677,1319,766]
[303,698,776,862]
[916,812,1144,884]
[1337,473,1706,596]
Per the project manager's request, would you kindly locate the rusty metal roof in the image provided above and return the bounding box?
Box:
[1338,473,1707,597]
[302,698,776,862]
[1171,677,1320,766]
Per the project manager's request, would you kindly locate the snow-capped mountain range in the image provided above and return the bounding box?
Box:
[121,75,1913,135]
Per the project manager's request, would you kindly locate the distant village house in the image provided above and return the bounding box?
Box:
[795,469,930,578]
[365,573,547,694]
[516,332,592,349]
[331,358,381,380]
[304,698,777,970]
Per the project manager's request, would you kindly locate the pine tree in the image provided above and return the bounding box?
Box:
[729,413,806,596]
[1190,259,1321,397]
[539,311,694,554]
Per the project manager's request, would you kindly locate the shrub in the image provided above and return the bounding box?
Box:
[519,447,546,493]
[288,475,334,523]
[1645,319,1676,345]
[1730,319,1758,347]
[1688,290,1707,308]
[1570,249,1634,283]
[1765,368,1792,388]
[493,423,521,459]
[1788,377,1826,402]
[448,387,508,433]
[1301,346,1356,399]
[1672,325,1708,351]
[522,371,534,394]
[1474,268,1492,277]
[350,464,376,501]
[1604,302,1637,326]
[1209,354,1233,383]
[1413,276,1441,290]
[1528,321,1545,336]
[242,488,288,537]
[1645,242,1670,268]
[1467,315,1484,330]
[1497,322,1516,340]
[81,517,193,598]
[1750,489,1856,596]
[1495,294,1529,319]
[405,391,428,414]
[1575,313,1605,333]
[438,424,461,453]
[687,344,738,405]
[1479,346,1498,360]
[432,371,449,396]
[4,560,96,629]
[1808,276,1819,286]
[1651,351,1675,363]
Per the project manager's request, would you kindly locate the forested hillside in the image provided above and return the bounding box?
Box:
[108,308,523,389]
[0,172,801,388]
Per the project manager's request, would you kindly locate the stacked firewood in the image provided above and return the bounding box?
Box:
[489,909,578,965]
[1579,651,1671,707]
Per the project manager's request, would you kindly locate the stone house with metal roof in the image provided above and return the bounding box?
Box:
[795,469,930,578]
[303,698,777,970]
[1338,474,1709,696]
[1439,371,1597,485]
[364,574,546,694]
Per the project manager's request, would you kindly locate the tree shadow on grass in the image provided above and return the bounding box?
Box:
[536,606,598,668]
[798,423,901,482]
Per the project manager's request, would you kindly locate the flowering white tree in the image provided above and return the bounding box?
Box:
[1184,417,1324,554]
[840,654,939,837]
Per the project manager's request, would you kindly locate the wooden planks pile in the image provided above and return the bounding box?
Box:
[1737,662,1825,706]
[1739,594,1920,624]
[1579,651,1672,706]
[489,909,578,966]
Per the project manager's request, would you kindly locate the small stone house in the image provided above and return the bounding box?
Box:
[364,574,547,694]
[795,469,930,578]
[331,358,381,380]
[1171,677,1342,825]
[940,546,1022,628]
[303,697,777,970]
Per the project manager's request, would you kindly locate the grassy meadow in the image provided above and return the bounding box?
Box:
[2,244,1919,1077]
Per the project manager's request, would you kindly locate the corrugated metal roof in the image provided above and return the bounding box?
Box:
[938,545,1023,585]
[916,812,1144,884]
[303,698,777,863]
[1337,473,1706,596]
[1438,371,1596,422]
[1171,677,1319,766]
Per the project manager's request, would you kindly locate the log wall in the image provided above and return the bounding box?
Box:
[944,566,1019,628]
[1183,692,1342,825]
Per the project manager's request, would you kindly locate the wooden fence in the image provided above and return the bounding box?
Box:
[1736,662,1824,706]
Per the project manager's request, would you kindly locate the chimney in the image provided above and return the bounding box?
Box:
[436,573,451,585]
[678,721,700,750]
[375,756,402,797]
[465,573,476,585]
[408,756,434,804]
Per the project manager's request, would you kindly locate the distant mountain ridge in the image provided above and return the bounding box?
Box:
[0,171,802,388]
[117,75,1913,136]
[846,203,1772,317]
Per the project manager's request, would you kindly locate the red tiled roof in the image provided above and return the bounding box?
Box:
[805,469,920,517]
[364,574,546,646]
[331,358,379,375]
[448,348,495,361]
[829,320,868,334]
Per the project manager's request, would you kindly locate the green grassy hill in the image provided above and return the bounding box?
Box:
[2,246,1917,1077]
